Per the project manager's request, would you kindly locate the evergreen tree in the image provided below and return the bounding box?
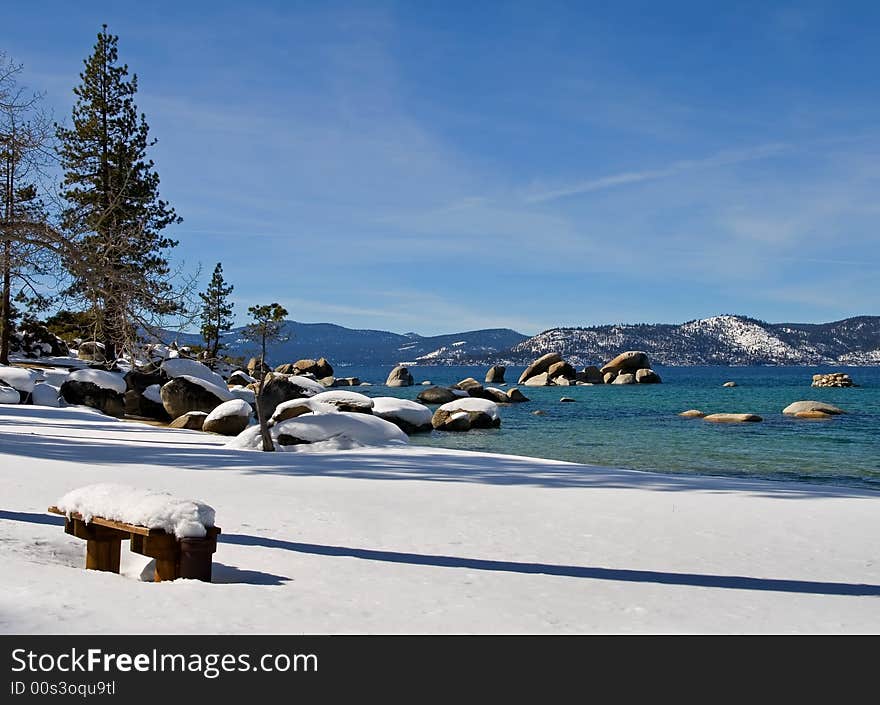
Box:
[198,262,234,368]
[56,25,181,361]
[243,303,289,452]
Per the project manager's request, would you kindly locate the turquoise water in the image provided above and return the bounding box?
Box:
[340,365,880,490]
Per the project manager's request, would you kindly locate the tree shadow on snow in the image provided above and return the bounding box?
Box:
[221,532,880,597]
[1,421,877,499]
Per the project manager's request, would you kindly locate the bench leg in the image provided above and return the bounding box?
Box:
[86,538,121,573]
[178,537,217,582]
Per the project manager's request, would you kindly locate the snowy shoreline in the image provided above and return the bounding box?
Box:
[1,403,879,634]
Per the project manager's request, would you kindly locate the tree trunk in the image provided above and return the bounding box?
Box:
[0,241,10,365]
[256,370,274,452]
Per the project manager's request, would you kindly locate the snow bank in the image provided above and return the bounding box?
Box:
[437,397,500,421]
[68,369,127,394]
[228,412,408,452]
[205,399,252,424]
[55,483,215,538]
[0,365,39,393]
[31,383,62,407]
[161,358,227,389]
[371,397,433,427]
[0,385,20,404]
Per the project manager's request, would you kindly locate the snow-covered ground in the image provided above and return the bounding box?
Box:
[1,403,878,634]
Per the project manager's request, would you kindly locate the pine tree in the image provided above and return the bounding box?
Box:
[198,262,234,368]
[243,303,289,452]
[56,26,181,361]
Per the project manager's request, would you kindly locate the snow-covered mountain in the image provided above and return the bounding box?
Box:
[167,322,528,367]
[162,315,880,366]
[494,315,880,366]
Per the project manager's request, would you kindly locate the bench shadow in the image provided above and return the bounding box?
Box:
[210,562,290,586]
[221,532,880,597]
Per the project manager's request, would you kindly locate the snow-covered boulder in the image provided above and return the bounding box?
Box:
[431,397,501,432]
[55,483,215,538]
[271,390,374,422]
[31,383,63,407]
[227,386,256,405]
[160,375,232,419]
[371,397,433,434]
[228,412,408,452]
[160,358,227,389]
[203,399,253,436]
[0,385,20,404]
[256,373,324,421]
[227,370,255,387]
[75,341,106,362]
[0,365,39,398]
[60,369,127,417]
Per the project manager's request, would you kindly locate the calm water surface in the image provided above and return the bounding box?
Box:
[336,365,880,490]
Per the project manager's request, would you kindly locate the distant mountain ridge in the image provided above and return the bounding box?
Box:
[164,315,880,367]
[496,315,880,367]
[167,321,529,367]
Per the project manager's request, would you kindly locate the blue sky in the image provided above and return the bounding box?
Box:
[4,1,879,335]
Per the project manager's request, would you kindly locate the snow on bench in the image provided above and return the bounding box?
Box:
[49,483,220,582]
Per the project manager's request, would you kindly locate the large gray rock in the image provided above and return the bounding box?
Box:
[483,387,512,404]
[635,368,662,384]
[76,341,106,362]
[246,357,271,378]
[611,373,636,385]
[782,401,846,416]
[257,374,320,420]
[431,399,500,432]
[485,366,506,383]
[704,413,763,423]
[454,377,484,393]
[518,353,563,384]
[547,361,576,381]
[203,399,252,436]
[160,377,229,419]
[124,369,170,419]
[601,351,650,375]
[386,365,414,387]
[507,388,529,403]
[578,366,604,384]
[523,372,550,387]
[417,386,464,404]
[169,411,207,430]
[60,380,124,417]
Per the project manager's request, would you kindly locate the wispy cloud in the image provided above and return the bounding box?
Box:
[525,143,791,203]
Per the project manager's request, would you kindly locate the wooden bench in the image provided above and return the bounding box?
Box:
[48,506,221,582]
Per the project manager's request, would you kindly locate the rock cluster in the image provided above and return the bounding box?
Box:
[417,379,529,407]
[811,373,855,388]
[516,350,661,386]
[9,322,69,359]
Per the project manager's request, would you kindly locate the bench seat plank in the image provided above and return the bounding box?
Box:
[48,506,219,539]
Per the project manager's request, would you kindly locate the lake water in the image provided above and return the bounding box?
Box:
[337,365,880,490]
